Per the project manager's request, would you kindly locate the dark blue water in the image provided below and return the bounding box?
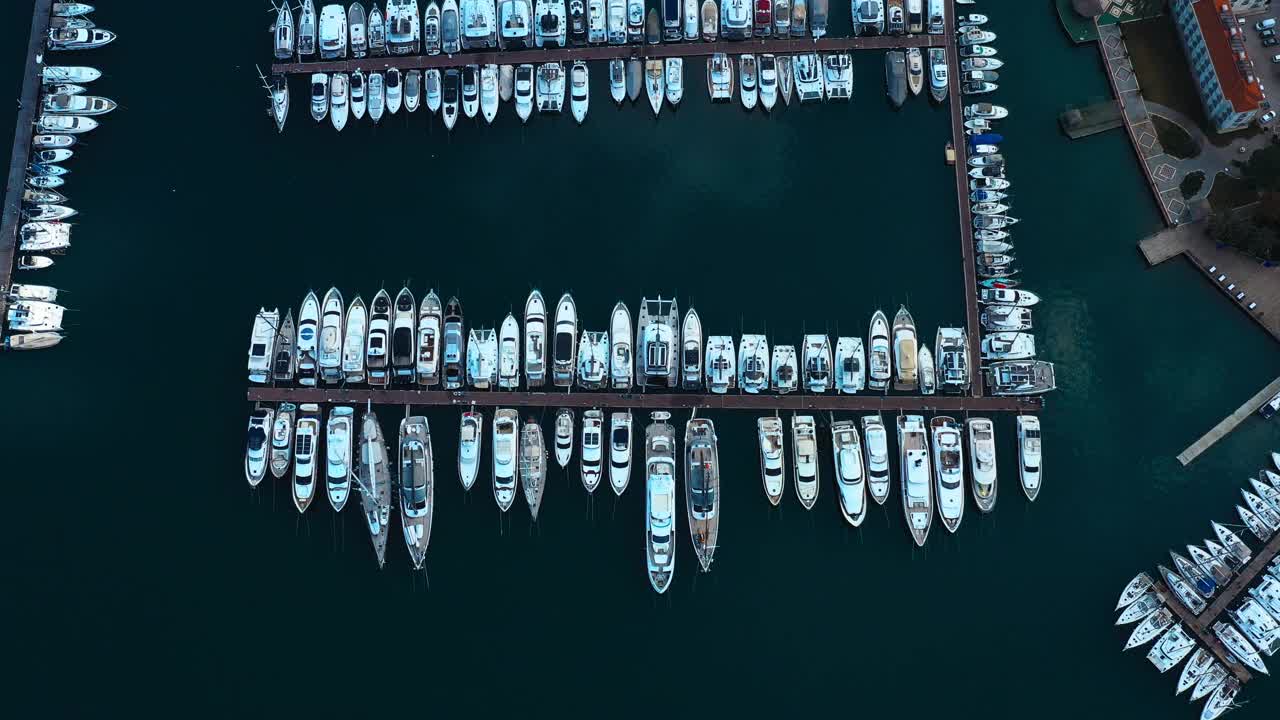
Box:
[2,1,1278,716]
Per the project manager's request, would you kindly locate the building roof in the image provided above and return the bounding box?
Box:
[1191,0,1265,113]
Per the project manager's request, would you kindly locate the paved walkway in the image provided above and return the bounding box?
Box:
[1097,23,1192,225]
[1143,100,1270,205]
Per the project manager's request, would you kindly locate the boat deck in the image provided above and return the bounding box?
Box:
[246,387,1041,412]
[270,34,945,75]
[0,0,56,323]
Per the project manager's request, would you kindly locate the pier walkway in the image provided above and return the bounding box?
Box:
[246,387,1042,413]
[0,0,55,316]
[1155,579,1253,684]
[1177,376,1280,465]
[270,34,944,75]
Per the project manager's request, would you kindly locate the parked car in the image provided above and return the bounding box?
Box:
[1265,37,1278,47]
[1260,110,1277,125]
[1257,17,1276,31]
[1263,27,1276,38]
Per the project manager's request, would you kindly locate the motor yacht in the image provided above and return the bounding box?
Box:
[931,416,964,532]
[867,310,891,390]
[789,0,806,35]
[646,412,678,593]
[461,64,479,118]
[759,54,778,110]
[481,64,501,122]
[459,410,482,491]
[351,69,367,119]
[368,71,385,122]
[310,73,330,122]
[740,54,758,110]
[891,305,917,391]
[793,415,819,509]
[853,0,885,35]
[758,416,786,506]
[293,404,321,513]
[442,296,465,388]
[832,421,866,527]
[581,410,605,493]
[318,287,345,383]
[405,69,422,112]
[270,403,296,480]
[319,4,349,59]
[630,0,647,41]
[368,2,387,52]
[609,58,627,103]
[248,308,279,384]
[609,302,633,389]
[442,68,459,128]
[552,293,578,386]
[609,411,633,495]
[645,59,664,115]
[570,60,589,123]
[397,416,434,570]
[966,417,997,513]
[525,290,548,386]
[424,1,442,53]
[590,0,608,42]
[326,406,354,511]
[899,414,933,546]
[391,287,417,382]
[245,407,274,487]
[416,291,443,386]
[498,313,521,389]
[296,291,321,386]
[681,309,703,390]
[386,67,404,114]
[1017,415,1042,501]
[666,58,684,106]
[555,408,574,468]
[885,50,906,108]
[493,409,518,509]
[906,47,924,96]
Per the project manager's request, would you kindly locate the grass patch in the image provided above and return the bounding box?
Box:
[1181,171,1205,199]
[1208,173,1260,212]
[1154,115,1199,159]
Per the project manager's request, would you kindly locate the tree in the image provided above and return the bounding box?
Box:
[1242,138,1280,193]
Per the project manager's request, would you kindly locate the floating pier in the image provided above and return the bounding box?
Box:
[269,34,945,75]
[1177,376,1280,466]
[0,0,56,316]
[246,387,1043,412]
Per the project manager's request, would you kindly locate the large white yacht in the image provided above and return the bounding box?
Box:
[498,313,521,389]
[610,302,633,390]
[1017,415,1042,501]
[966,418,997,513]
[297,291,320,386]
[293,404,321,514]
[326,406,353,512]
[792,415,819,509]
[492,409,518,510]
[552,293,578,386]
[646,412,678,594]
[581,410,604,493]
[459,410,483,491]
[931,416,965,533]
[398,415,434,571]
[609,410,633,496]
[898,414,933,547]
[247,308,279,384]
[832,420,866,527]
[340,300,364,382]
[861,415,890,505]
[318,4,349,59]
[416,291,443,386]
[525,290,548,386]
[757,416,786,506]
[834,336,865,394]
[892,305,917,391]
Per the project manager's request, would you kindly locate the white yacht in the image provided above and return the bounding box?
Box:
[351,70,367,119]
[610,302,634,389]
[803,334,832,393]
[1017,415,1042,501]
[387,0,423,53]
[861,415,890,505]
[702,0,718,39]
[966,418,997,513]
[416,291,443,386]
[386,67,403,114]
[581,410,604,493]
[245,407,274,487]
[646,412,678,593]
[493,409,518,510]
[589,0,608,42]
[681,309,703,390]
[368,2,387,52]
[607,0,627,43]
[458,410,483,491]
[426,68,442,113]
[758,416,786,506]
[525,290,548,386]
[665,58,684,106]
[535,0,568,46]
[398,416,434,571]
[931,416,964,532]
[555,408,574,468]
[609,411,633,496]
[793,53,824,102]
[481,63,500,123]
[293,404,321,514]
[326,406,354,512]
[461,64,480,118]
[868,310,892,390]
[891,306,917,391]
[918,344,936,395]
[424,1,442,53]
[342,298,366,383]
[537,62,566,113]
[929,47,948,102]
[318,287,345,383]
[498,313,521,389]
[514,63,535,121]
[771,344,799,393]
[1230,598,1280,657]
[499,0,533,48]
[577,330,609,389]
[270,403,296,480]
[368,71,385,122]
[773,0,789,36]
[705,335,737,394]
[739,54,758,110]
[684,0,699,39]
[462,0,499,48]
[707,53,734,101]
[552,292,578,386]
[297,291,321,387]
[310,73,330,122]
[778,52,794,104]
[899,414,933,546]
[629,0,647,41]
[832,421,867,527]
[853,0,884,34]
[645,59,664,115]
[319,4,350,59]
[981,332,1036,361]
[609,59,627,103]
[834,337,865,394]
[247,308,279,384]
[442,68,459,128]
[391,287,417,382]
[442,0,462,52]
[936,327,970,394]
[906,46,924,96]
[1214,622,1268,674]
[739,334,769,393]
[759,54,778,110]
[466,328,498,389]
[793,415,819,509]
[823,53,852,100]
[570,60,590,123]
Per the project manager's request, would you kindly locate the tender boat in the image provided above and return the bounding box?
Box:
[537,61,566,113]
[493,408,519,509]
[1017,415,1042,501]
[466,328,498,388]
[792,415,819,509]
[905,47,924,96]
[416,291,443,386]
[520,417,548,520]
[610,301,633,389]
[270,403,296,480]
[442,296,465,388]
[739,334,769,393]
[357,410,393,568]
[891,305,917,391]
[555,408,574,468]
[577,330,609,389]
[793,53,823,102]
[759,54,778,110]
[1125,607,1173,650]
[685,418,721,571]
[525,290,549,386]
[898,414,933,546]
[928,47,948,102]
[771,344,798,393]
[326,406,354,511]
[459,410,482,490]
[705,335,736,394]
[681,309,703,390]
[1117,593,1162,625]
[645,59,664,115]
[570,60,590,123]
[498,313,521,389]
[318,287,345,383]
[665,58,684,106]
[609,411,633,495]
[637,297,680,388]
[275,310,298,383]
[740,54,758,110]
[758,416,786,506]
[296,291,321,387]
[552,293,578,386]
[17,255,54,271]
[918,345,936,395]
[580,410,605,493]
[426,68,442,113]
[292,404,321,514]
[609,59,627,103]
[803,334,832,393]
[646,412,678,593]
[832,421,866,527]
[245,407,274,487]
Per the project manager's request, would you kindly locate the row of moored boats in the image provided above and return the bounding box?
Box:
[248,291,1055,396]
[1115,455,1280,719]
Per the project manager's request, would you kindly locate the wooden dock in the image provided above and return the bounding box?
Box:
[269,34,944,75]
[1177,376,1280,465]
[943,7,983,398]
[0,0,55,316]
[1154,580,1253,684]
[245,387,1042,412]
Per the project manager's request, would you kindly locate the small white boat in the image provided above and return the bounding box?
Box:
[609,59,626,104]
[292,404,321,513]
[458,410,483,490]
[681,309,703,390]
[792,415,819,510]
[386,67,403,114]
[350,70,367,119]
[665,58,683,107]
[570,60,589,123]
[645,59,664,115]
[981,332,1036,361]
[918,344,936,395]
[368,71,385,123]
[1017,415,1042,501]
[739,54,758,110]
[555,409,574,468]
[758,54,778,110]
[832,421,866,527]
[329,73,349,131]
[610,301,633,389]
[758,416,785,506]
[493,409,518,509]
[481,63,500,123]
[245,407,274,487]
[581,409,604,493]
[326,406,354,511]
[42,65,101,84]
[514,64,534,122]
[609,411,633,496]
[425,68,442,113]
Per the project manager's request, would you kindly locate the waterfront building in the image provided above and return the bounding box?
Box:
[1231,0,1271,17]
[1172,0,1267,133]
